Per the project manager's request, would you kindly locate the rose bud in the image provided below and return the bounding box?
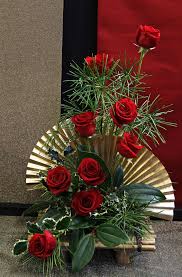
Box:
[85,56,93,66]
[78,157,106,186]
[85,53,113,73]
[136,25,160,49]
[46,166,71,196]
[28,230,57,259]
[71,111,96,137]
[117,132,143,158]
[71,189,103,216]
[110,98,137,128]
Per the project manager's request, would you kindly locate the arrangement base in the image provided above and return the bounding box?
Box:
[114,250,133,265]
[62,225,156,266]
[96,224,156,266]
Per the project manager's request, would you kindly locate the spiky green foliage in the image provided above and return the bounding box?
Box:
[60,55,176,147]
[123,95,176,146]
[93,192,152,239]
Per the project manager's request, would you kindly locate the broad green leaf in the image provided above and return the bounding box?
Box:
[96,223,128,247]
[38,207,64,227]
[72,234,95,272]
[56,217,70,230]
[124,183,166,204]
[72,174,79,186]
[69,229,85,255]
[26,221,42,234]
[13,240,27,255]
[77,146,112,186]
[77,144,89,152]
[77,144,96,153]
[71,174,79,193]
[23,200,50,216]
[69,216,94,230]
[113,165,124,188]
[42,218,56,229]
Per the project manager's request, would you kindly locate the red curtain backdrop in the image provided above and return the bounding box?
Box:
[98,0,182,207]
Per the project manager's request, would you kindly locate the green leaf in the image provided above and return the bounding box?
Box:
[69,229,85,255]
[72,234,95,272]
[124,183,166,204]
[71,174,79,193]
[13,240,27,255]
[23,200,50,215]
[96,223,128,247]
[113,165,124,188]
[77,146,112,186]
[38,207,64,227]
[69,216,94,230]
[56,217,70,230]
[78,144,89,152]
[42,218,56,229]
[26,221,42,234]
[72,174,79,185]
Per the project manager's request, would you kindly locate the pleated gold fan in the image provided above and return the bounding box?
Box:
[26,124,175,221]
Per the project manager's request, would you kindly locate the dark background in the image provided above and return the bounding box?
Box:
[61,0,98,108]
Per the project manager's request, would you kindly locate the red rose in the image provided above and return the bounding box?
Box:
[85,53,113,73]
[110,98,137,127]
[136,25,160,49]
[85,56,93,65]
[117,132,143,158]
[28,230,57,259]
[47,166,71,196]
[71,189,103,216]
[71,111,96,137]
[78,158,106,186]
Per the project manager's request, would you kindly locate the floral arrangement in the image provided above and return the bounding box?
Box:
[13,25,175,275]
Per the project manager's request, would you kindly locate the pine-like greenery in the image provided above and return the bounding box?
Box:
[60,54,176,148]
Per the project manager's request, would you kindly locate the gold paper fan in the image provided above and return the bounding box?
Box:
[26,124,175,220]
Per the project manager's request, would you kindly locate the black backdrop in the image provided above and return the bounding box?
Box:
[61,0,98,107]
